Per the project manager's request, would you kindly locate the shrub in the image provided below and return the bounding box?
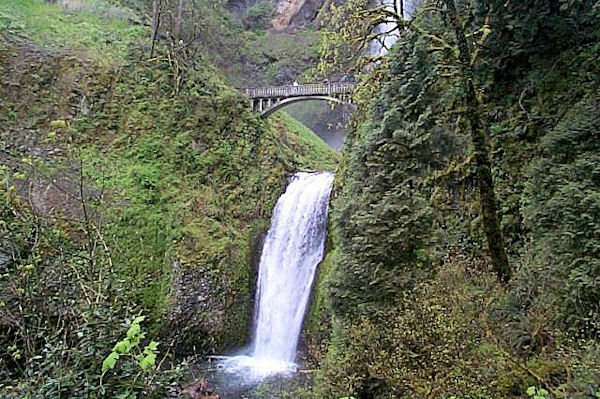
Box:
[243,1,276,30]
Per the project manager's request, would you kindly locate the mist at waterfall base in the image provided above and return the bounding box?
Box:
[285,102,349,151]
[217,172,334,384]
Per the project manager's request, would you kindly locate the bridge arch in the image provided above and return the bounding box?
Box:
[260,96,347,118]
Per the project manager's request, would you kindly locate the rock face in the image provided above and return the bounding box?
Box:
[165,259,251,356]
[272,0,325,29]
[164,232,266,356]
[227,0,326,29]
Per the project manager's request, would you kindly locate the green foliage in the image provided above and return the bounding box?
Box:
[243,1,276,31]
[274,112,340,171]
[527,386,549,399]
[0,168,186,397]
[100,316,161,396]
[309,0,600,397]
[314,0,400,77]
[317,263,514,398]
[225,29,321,87]
[519,97,600,335]
[325,24,465,317]
[128,0,319,88]
[475,0,599,85]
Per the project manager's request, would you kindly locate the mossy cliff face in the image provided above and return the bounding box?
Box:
[0,1,337,390]
[302,0,600,397]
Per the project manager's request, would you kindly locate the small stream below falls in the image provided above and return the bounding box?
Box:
[211,171,334,393]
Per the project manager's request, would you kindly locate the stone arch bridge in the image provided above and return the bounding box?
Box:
[244,83,356,117]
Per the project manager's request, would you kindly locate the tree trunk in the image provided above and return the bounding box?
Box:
[151,0,160,57]
[174,0,185,41]
[444,0,512,282]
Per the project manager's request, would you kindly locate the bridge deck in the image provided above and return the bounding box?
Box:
[245,83,355,99]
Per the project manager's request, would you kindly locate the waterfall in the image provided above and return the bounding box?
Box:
[220,172,334,381]
[369,0,418,56]
[370,0,401,56]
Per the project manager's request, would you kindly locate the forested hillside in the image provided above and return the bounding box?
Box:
[307,0,600,397]
[0,0,336,396]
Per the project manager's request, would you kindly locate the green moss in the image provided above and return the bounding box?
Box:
[0,0,143,64]
[304,241,338,364]
[66,62,333,340]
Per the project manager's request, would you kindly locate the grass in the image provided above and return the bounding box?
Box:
[0,0,144,64]
[274,111,340,171]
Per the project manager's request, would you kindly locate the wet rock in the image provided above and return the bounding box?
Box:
[164,260,231,356]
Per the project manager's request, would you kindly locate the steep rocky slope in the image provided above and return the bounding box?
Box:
[0,1,337,396]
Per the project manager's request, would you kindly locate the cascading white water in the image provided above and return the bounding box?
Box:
[369,0,418,56]
[220,172,334,381]
[370,0,401,56]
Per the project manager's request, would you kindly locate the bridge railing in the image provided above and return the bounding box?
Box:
[245,83,355,99]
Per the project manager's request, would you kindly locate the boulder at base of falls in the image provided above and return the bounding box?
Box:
[163,260,250,356]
